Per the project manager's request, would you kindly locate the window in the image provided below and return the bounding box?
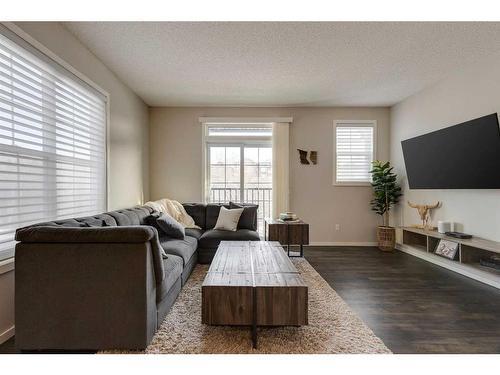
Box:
[0,28,107,261]
[203,123,272,234]
[334,120,376,185]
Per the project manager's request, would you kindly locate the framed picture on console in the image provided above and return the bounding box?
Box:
[434,239,459,260]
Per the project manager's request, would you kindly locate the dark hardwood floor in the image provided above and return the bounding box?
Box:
[0,337,15,354]
[2,246,500,354]
[305,247,500,354]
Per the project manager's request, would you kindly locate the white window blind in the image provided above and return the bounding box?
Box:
[0,28,107,261]
[335,121,375,184]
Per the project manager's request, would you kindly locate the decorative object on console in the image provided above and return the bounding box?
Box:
[297,149,318,165]
[369,161,402,251]
[437,221,452,234]
[445,231,473,239]
[279,212,298,221]
[407,201,440,229]
[480,255,500,271]
[434,239,459,260]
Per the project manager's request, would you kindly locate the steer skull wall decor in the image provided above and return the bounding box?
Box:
[407,201,441,229]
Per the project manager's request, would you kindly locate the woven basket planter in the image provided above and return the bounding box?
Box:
[377,226,395,251]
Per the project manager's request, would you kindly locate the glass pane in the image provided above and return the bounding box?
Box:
[226,147,240,165]
[210,166,225,184]
[259,166,272,184]
[244,147,259,165]
[259,147,272,165]
[210,147,225,165]
[225,165,240,186]
[244,165,259,186]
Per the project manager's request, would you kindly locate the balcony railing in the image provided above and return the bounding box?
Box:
[208,187,272,235]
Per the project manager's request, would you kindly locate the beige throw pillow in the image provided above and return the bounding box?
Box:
[214,206,244,231]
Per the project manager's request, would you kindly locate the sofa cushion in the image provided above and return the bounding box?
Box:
[183,203,206,229]
[198,229,261,249]
[185,227,204,240]
[131,206,152,224]
[156,254,183,302]
[156,213,185,239]
[118,209,141,225]
[214,206,244,231]
[205,203,230,229]
[29,219,88,228]
[77,214,116,227]
[159,235,197,265]
[229,202,258,230]
[106,211,132,226]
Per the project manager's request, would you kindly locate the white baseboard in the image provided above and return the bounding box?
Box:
[309,242,378,247]
[0,257,14,274]
[0,325,14,344]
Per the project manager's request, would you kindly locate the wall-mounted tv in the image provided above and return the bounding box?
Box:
[401,113,500,189]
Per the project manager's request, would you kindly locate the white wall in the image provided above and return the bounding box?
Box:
[391,50,500,242]
[150,106,390,244]
[0,22,150,344]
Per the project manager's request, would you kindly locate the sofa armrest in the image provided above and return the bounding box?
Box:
[15,226,155,243]
[15,240,158,350]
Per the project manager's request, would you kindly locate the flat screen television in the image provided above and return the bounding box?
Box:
[401,113,500,189]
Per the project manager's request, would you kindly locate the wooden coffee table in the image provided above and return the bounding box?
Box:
[201,241,308,348]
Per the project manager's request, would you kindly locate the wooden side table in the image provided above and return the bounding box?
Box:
[264,218,309,257]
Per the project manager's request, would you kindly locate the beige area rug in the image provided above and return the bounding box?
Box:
[103,258,391,354]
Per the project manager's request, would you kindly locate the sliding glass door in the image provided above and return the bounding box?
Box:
[207,144,272,234]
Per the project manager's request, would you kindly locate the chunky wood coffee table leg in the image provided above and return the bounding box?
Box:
[252,286,257,349]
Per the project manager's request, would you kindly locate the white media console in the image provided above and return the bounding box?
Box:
[396,227,500,289]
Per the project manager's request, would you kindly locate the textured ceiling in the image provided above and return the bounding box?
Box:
[64,22,500,107]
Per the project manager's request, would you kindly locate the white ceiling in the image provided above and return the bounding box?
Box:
[64,22,500,107]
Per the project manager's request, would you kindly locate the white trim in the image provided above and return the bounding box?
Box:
[202,121,274,203]
[206,136,272,143]
[0,257,14,274]
[396,243,500,290]
[309,242,378,247]
[201,122,207,202]
[333,119,377,187]
[199,117,293,124]
[0,326,15,345]
[105,98,111,210]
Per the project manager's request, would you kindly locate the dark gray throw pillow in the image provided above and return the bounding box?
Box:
[156,213,185,239]
[229,202,258,230]
[144,213,162,231]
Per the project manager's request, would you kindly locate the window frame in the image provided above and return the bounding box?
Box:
[333,120,377,187]
[201,122,272,203]
[0,23,109,262]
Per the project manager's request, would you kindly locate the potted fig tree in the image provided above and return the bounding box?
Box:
[370,161,402,251]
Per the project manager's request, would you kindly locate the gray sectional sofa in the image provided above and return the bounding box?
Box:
[14,203,260,351]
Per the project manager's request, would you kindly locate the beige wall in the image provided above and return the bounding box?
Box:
[14,22,150,209]
[150,107,390,244]
[391,50,500,242]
